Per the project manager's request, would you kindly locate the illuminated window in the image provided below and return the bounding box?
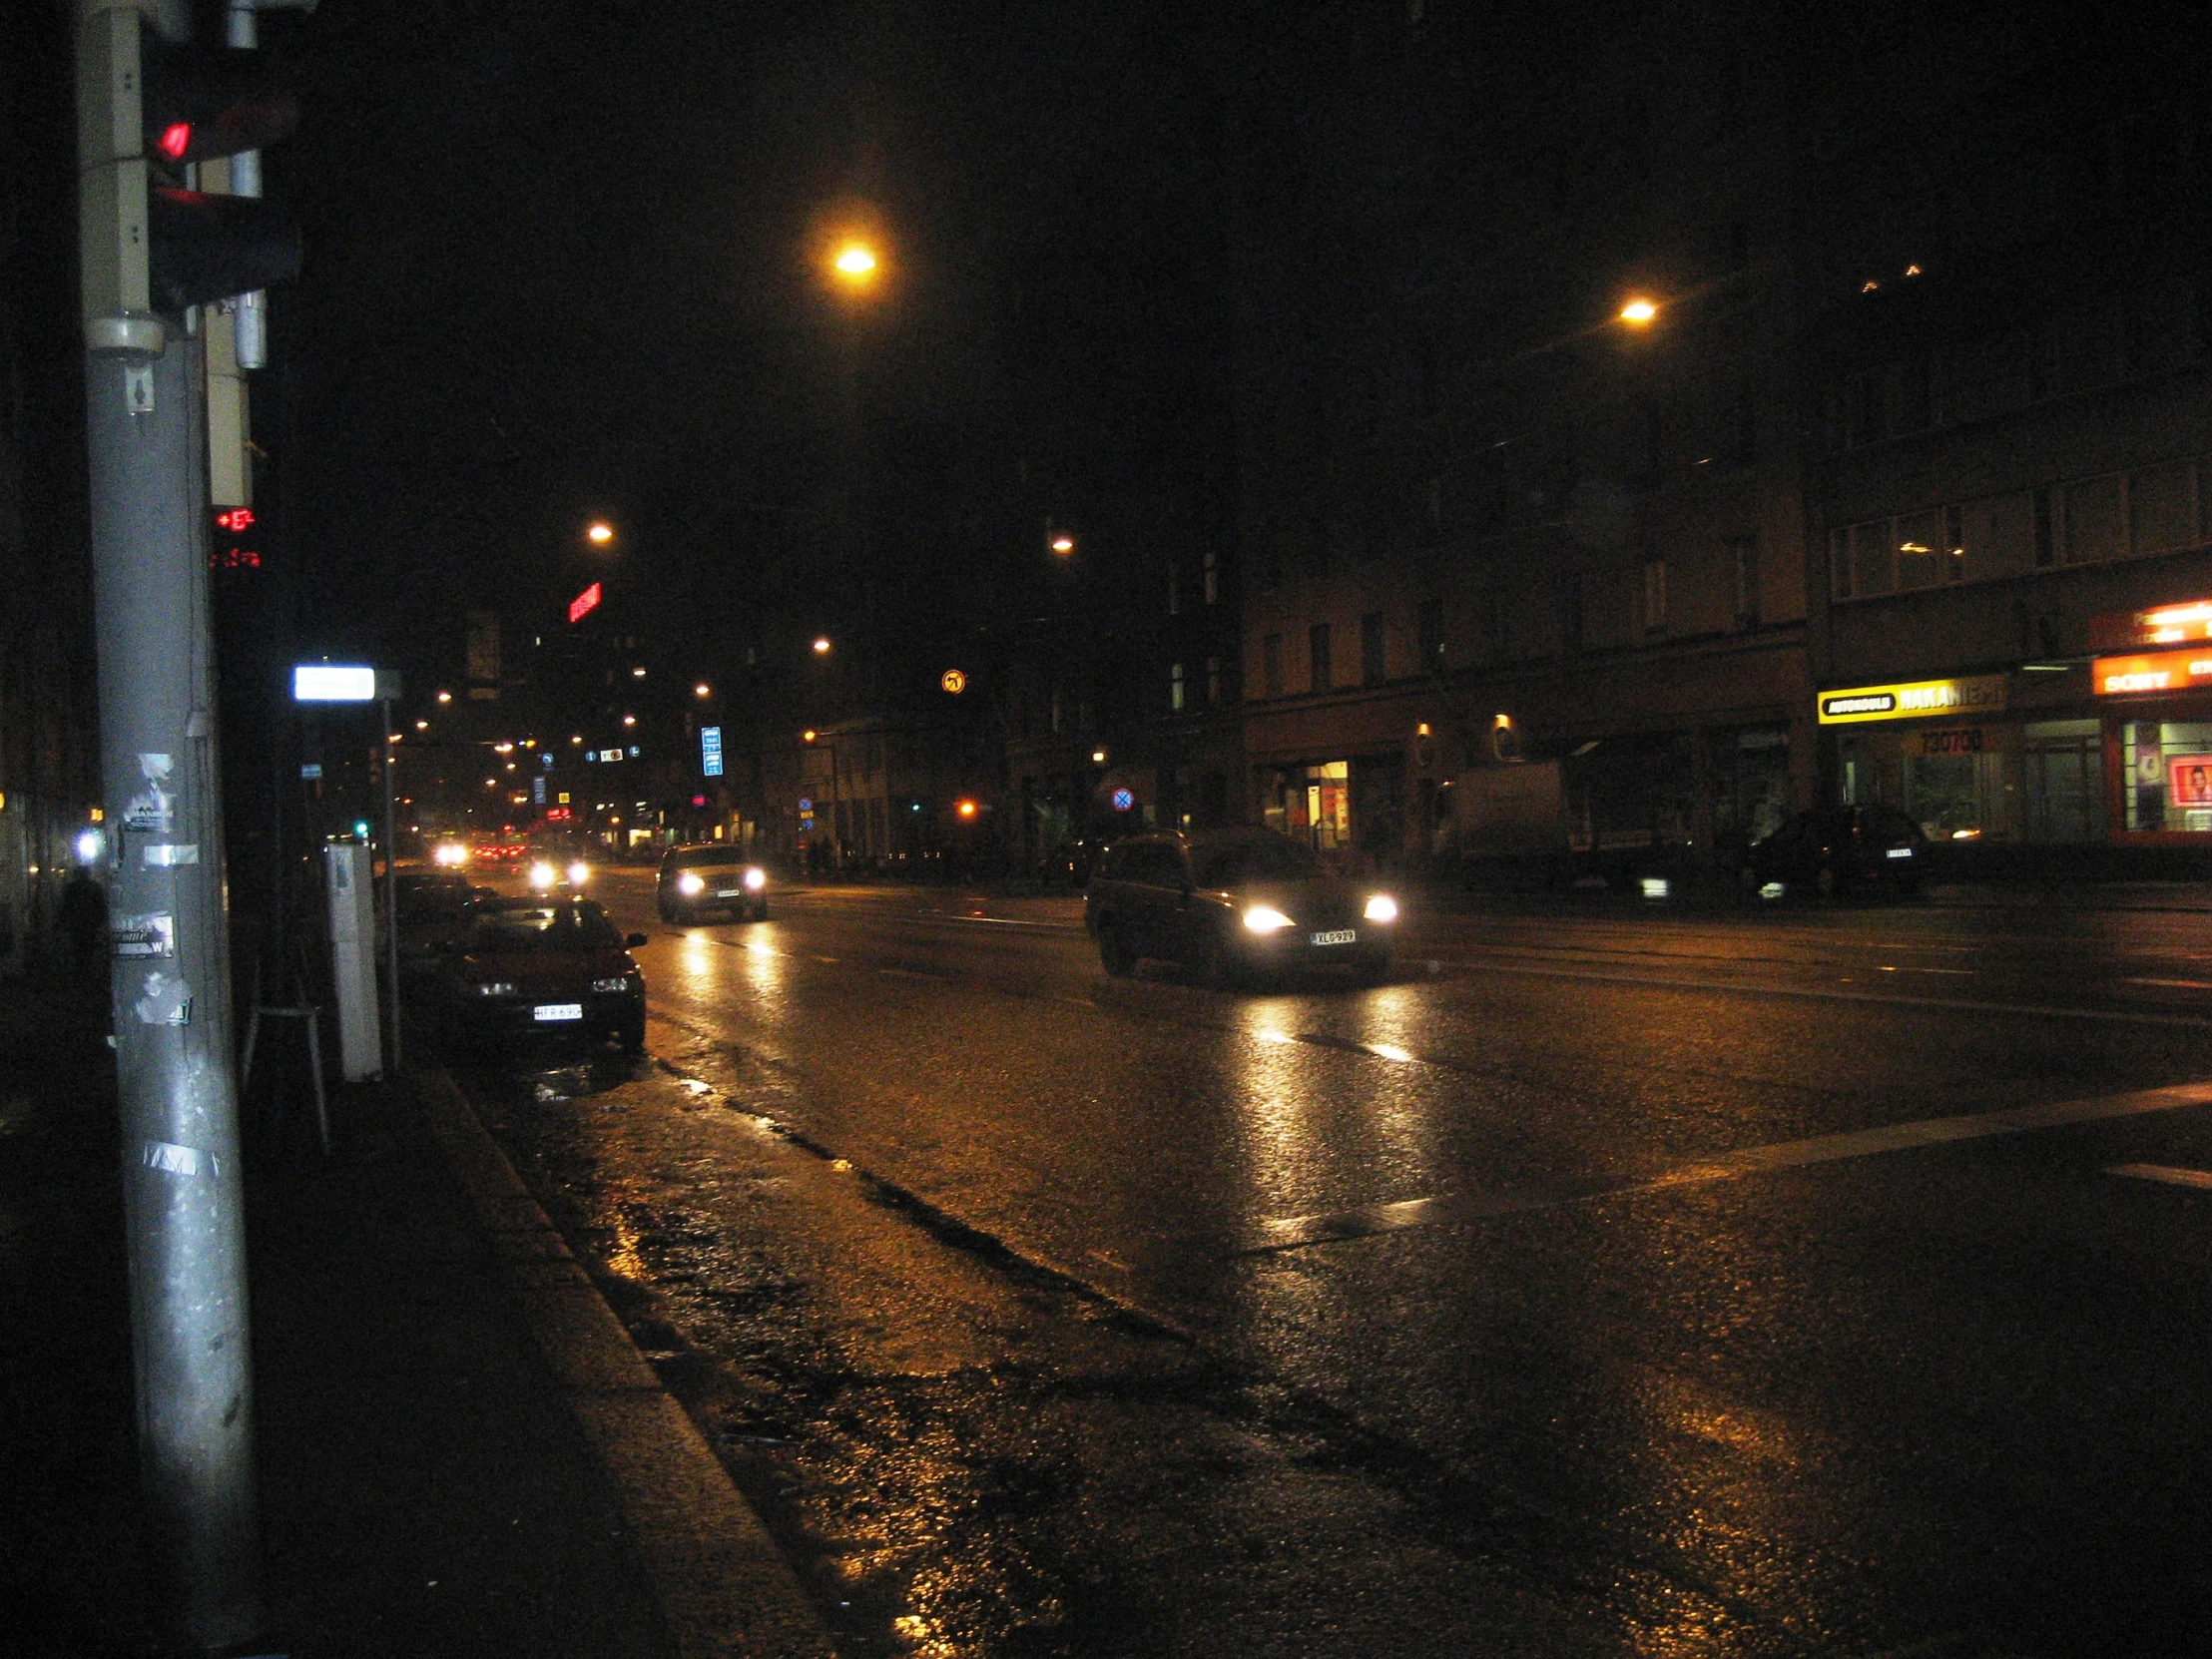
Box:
[1169,661,1186,712]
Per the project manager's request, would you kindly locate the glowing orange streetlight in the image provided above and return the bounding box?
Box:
[694,683,712,698]
[812,636,832,655]
[1050,533,1075,556]
[1618,296,1659,325]
[586,521,615,546]
[831,242,878,285]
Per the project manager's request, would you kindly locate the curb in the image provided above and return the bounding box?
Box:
[413,1069,835,1659]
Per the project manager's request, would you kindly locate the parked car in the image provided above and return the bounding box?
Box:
[656,843,770,922]
[1741,806,1929,900]
[1085,828,1398,986]
[417,895,648,1055]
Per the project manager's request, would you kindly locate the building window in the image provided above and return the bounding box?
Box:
[1418,598,1443,673]
[1730,537,1760,628]
[1642,560,1667,633]
[1169,661,1186,711]
[1203,549,1219,605]
[1167,561,1182,616]
[1310,622,1332,694]
[1206,655,1222,706]
[1262,633,1283,699]
[1361,611,1386,685]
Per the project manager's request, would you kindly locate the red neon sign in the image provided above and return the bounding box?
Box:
[567,581,602,624]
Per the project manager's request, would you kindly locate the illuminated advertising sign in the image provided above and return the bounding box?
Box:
[2090,597,2212,654]
[1816,675,2007,725]
[701,725,723,778]
[567,581,603,624]
[291,664,376,702]
[2092,650,2212,696]
[2170,758,2212,807]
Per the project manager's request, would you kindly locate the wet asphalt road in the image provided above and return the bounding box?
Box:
[457,873,2212,1657]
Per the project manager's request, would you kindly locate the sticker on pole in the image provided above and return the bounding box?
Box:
[111,913,176,959]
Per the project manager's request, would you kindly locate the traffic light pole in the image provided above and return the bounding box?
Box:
[86,328,263,1647]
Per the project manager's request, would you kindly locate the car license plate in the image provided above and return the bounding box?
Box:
[1885,847,1914,859]
[1310,928,1357,947]
[533,1003,584,1022]
[715,887,743,897]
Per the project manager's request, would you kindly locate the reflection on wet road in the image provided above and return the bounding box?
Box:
[459,872,2212,1655]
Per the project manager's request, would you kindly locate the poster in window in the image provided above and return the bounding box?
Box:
[2168,757,2212,807]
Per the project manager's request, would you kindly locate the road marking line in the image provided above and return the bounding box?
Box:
[2122,977,2212,990]
[2107,1162,2212,1190]
[1239,1081,2212,1255]
[1439,957,2212,1030]
[875,966,941,981]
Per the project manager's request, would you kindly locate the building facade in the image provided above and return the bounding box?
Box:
[1228,4,1813,871]
[1801,5,2211,856]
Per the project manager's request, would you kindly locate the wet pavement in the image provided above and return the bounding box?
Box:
[449,871,2212,1656]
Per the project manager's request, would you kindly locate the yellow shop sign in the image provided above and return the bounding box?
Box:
[1817,675,2008,725]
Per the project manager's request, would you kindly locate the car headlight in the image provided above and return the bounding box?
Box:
[591,975,638,993]
[1243,905,1295,933]
[567,860,590,885]
[676,871,705,895]
[433,842,468,866]
[743,867,766,890]
[1363,893,1398,923]
[474,980,516,997]
[528,860,557,889]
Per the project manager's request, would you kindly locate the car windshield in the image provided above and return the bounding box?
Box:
[1191,834,1327,887]
[669,848,749,869]
[466,901,622,953]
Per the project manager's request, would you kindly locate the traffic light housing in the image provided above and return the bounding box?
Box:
[77,5,300,351]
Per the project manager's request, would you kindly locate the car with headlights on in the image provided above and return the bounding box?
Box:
[420,895,648,1055]
[526,853,594,893]
[656,843,769,922]
[1084,828,1397,987]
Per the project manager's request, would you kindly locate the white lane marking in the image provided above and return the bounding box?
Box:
[1644,1082,2212,1186]
[875,966,942,981]
[1245,1081,2212,1255]
[1437,957,2212,1031]
[2106,1162,2212,1190]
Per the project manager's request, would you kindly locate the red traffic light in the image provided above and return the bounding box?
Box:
[142,40,298,166]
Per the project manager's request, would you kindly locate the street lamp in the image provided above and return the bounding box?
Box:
[813,636,832,656]
[695,683,712,698]
[586,521,615,546]
[1050,533,1075,556]
[1618,296,1659,325]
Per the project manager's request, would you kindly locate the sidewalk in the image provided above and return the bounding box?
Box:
[0,975,678,1658]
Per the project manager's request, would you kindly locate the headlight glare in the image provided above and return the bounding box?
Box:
[1363,893,1399,923]
[676,871,705,895]
[744,867,766,890]
[1243,905,1295,933]
[528,860,557,889]
[567,860,590,885]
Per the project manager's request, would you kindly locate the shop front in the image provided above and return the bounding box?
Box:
[2091,597,2212,843]
[1823,672,2106,845]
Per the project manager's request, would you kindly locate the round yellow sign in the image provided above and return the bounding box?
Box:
[940,669,966,695]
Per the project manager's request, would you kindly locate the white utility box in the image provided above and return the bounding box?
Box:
[324,842,382,1080]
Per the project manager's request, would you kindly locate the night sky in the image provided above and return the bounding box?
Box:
[263,0,1234,703]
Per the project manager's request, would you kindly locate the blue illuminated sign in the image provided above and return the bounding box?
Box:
[1111,788,1135,812]
[701,725,724,778]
